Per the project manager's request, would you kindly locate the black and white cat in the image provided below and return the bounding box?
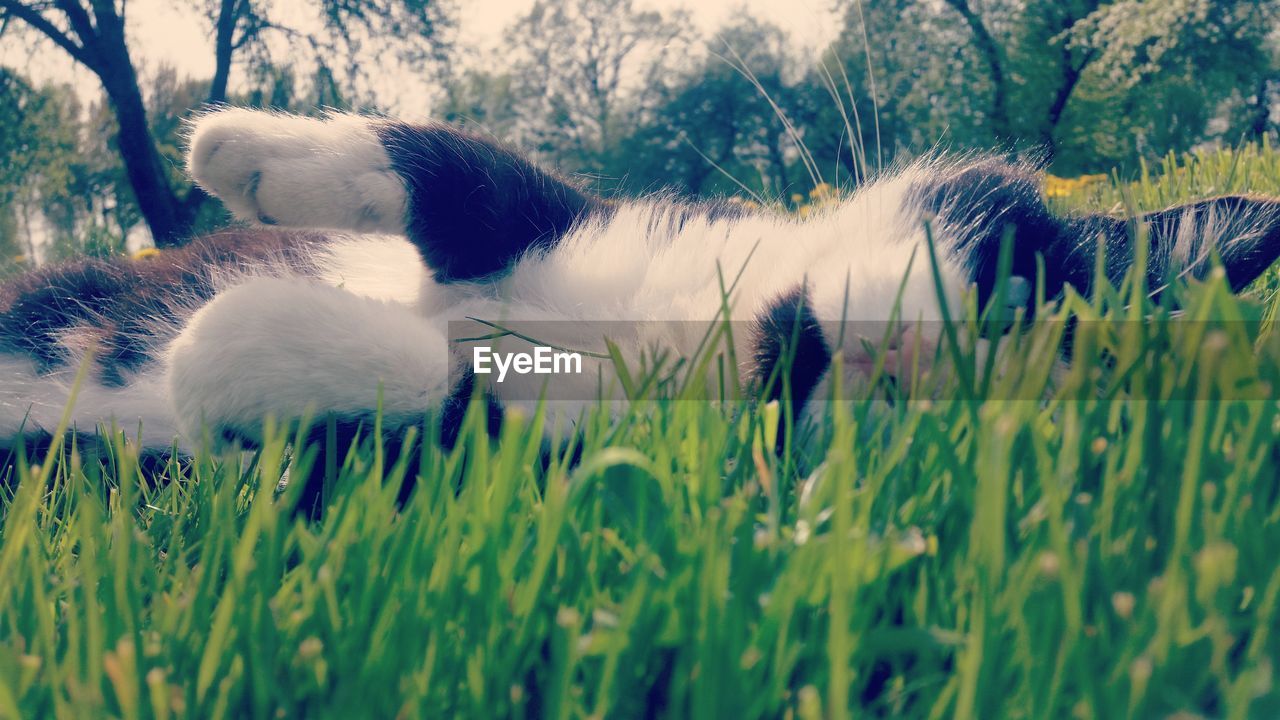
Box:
[3,108,1280,460]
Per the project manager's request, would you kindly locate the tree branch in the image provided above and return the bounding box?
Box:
[86,0,125,45]
[0,0,94,67]
[54,0,97,45]
[206,0,239,103]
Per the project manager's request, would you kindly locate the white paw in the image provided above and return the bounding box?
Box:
[166,276,450,443]
[187,108,409,233]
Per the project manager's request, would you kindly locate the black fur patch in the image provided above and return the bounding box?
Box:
[288,372,505,518]
[0,228,327,384]
[1069,196,1280,293]
[750,285,832,411]
[914,160,1059,315]
[290,414,424,518]
[377,122,610,282]
[917,160,1280,310]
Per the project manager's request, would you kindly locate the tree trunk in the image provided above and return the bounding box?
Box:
[208,0,239,104]
[944,0,1009,141]
[87,0,191,246]
[1040,58,1088,163]
[1251,77,1272,140]
[1039,4,1102,165]
[99,69,189,246]
[766,131,789,196]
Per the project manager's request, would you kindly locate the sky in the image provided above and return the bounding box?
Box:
[4,0,842,115]
[458,0,842,53]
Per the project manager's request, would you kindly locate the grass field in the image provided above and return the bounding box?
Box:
[5,146,1280,719]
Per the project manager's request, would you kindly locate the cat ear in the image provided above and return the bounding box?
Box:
[1055,196,1280,299]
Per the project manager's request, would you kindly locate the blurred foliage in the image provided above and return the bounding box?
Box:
[440,0,1280,205]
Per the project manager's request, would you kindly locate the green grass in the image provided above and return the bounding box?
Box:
[1056,138,1280,213]
[5,146,1280,719]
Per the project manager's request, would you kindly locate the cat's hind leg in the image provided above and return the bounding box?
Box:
[187,108,606,282]
[188,109,409,234]
[166,276,452,445]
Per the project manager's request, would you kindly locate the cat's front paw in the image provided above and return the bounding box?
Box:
[187,108,409,233]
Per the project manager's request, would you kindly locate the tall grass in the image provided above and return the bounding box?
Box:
[3,146,1280,718]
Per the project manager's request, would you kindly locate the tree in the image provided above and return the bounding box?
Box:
[0,0,452,246]
[942,0,1013,141]
[0,68,79,270]
[935,0,1112,158]
[614,17,804,198]
[798,0,1130,173]
[503,0,691,173]
[1065,0,1279,142]
[800,0,995,176]
[438,68,521,139]
[1013,2,1107,153]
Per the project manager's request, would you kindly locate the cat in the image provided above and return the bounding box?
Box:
[3,107,1280,485]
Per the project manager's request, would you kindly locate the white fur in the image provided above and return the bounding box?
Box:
[0,356,180,450]
[167,276,451,442]
[313,233,430,305]
[188,109,408,234]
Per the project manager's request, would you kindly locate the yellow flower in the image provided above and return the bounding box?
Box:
[131,247,162,260]
[809,182,834,199]
[1044,173,1108,199]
